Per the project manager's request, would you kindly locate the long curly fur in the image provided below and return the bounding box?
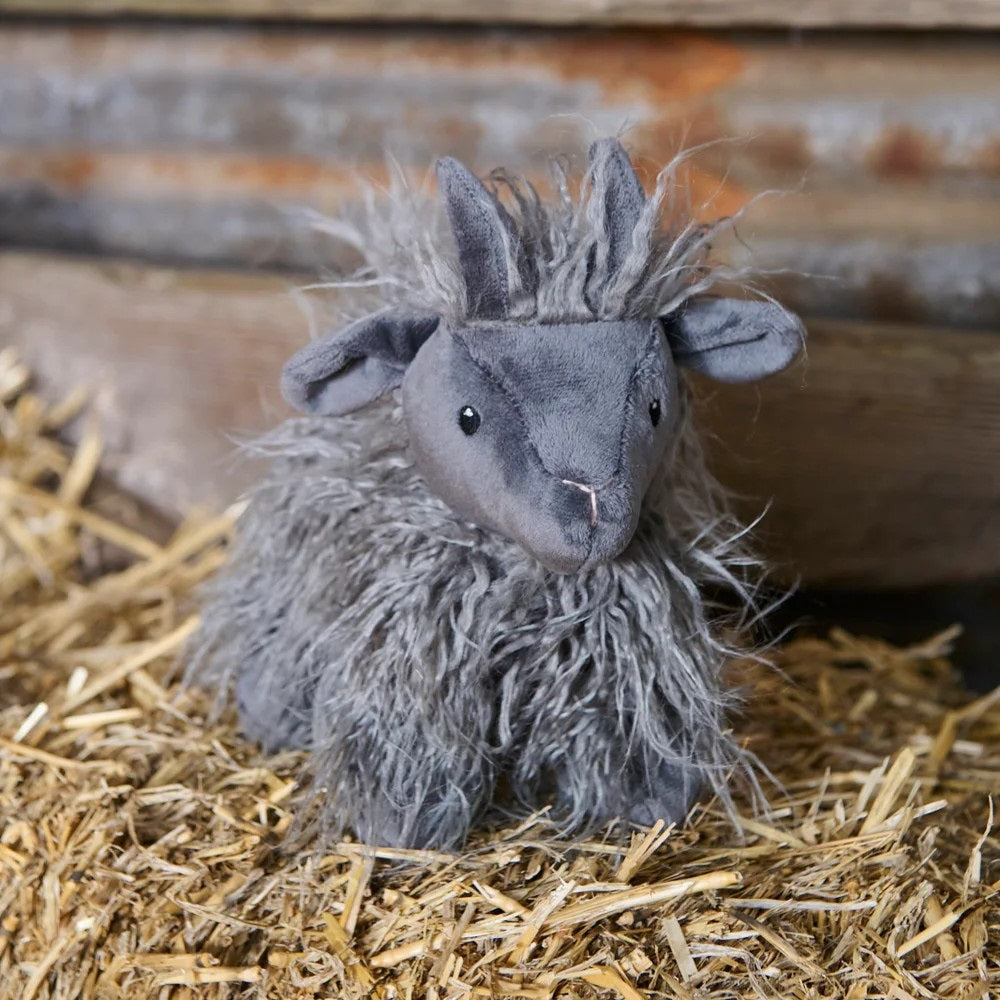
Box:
[190,142,773,849]
[306,141,758,326]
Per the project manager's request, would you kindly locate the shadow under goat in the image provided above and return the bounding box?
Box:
[189,138,805,850]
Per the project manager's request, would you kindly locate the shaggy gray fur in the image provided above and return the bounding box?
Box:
[190,138,803,849]
[191,395,762,849]
[304,138,778,325]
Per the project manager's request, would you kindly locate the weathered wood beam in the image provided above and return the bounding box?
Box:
[2,0,999,28]
[3,251,998,589]
[2,25,998,328]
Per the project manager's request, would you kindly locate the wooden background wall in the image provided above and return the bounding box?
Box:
[2,10,999,588]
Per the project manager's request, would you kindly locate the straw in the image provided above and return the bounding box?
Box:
[1,349,996,999]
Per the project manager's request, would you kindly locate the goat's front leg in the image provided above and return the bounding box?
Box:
[501,660,704,832]
[308,650,498,849]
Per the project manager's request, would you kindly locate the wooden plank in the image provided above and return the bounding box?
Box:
[2,0,999,28]
[3,251,999,588]
[1,256,297,516]
[1,25,998,328]
[700,326,1000,588]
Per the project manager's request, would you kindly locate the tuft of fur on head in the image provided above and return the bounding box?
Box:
[305,142,755,327]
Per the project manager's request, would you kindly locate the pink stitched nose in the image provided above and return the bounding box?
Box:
[560,477,613,527]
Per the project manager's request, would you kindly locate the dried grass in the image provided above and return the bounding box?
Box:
[1,347,997,999]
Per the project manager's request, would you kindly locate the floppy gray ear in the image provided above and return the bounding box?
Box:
[281,312,439,416]
[436,156,523,319]
[589,138,646,278]
[665,299,805,382]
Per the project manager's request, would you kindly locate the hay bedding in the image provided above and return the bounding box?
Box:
[0,348,996,1000]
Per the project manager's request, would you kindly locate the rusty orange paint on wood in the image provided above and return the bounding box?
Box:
[8,24,998,330]
[0,23,752,219]
[976,138,1000,178]
[0,149,388,199]
[870,126,937,180]
[0,24,743,97]
[399,30,745,105]
[1,147,749,225]
[3,150,100,191]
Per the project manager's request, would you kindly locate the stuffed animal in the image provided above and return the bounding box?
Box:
[192,138,804,849]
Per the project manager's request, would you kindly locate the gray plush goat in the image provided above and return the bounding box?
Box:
[192,138,804,850]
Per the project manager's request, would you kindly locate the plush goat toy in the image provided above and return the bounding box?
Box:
[193,138,804,850]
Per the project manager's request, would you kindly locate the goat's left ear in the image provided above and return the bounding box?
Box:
[281,311,439,416]
[663,298,805,383]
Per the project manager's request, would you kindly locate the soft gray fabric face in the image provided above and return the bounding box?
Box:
[402,319,676,573]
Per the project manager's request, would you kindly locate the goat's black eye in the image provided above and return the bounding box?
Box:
[649,399,662,427]
[458,405,481,436]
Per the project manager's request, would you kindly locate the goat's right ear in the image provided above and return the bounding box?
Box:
[588,137,646,279]
[281,312,439,416]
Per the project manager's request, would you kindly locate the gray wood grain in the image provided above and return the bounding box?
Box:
[1,25,999,328]
[3,0,999,27]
